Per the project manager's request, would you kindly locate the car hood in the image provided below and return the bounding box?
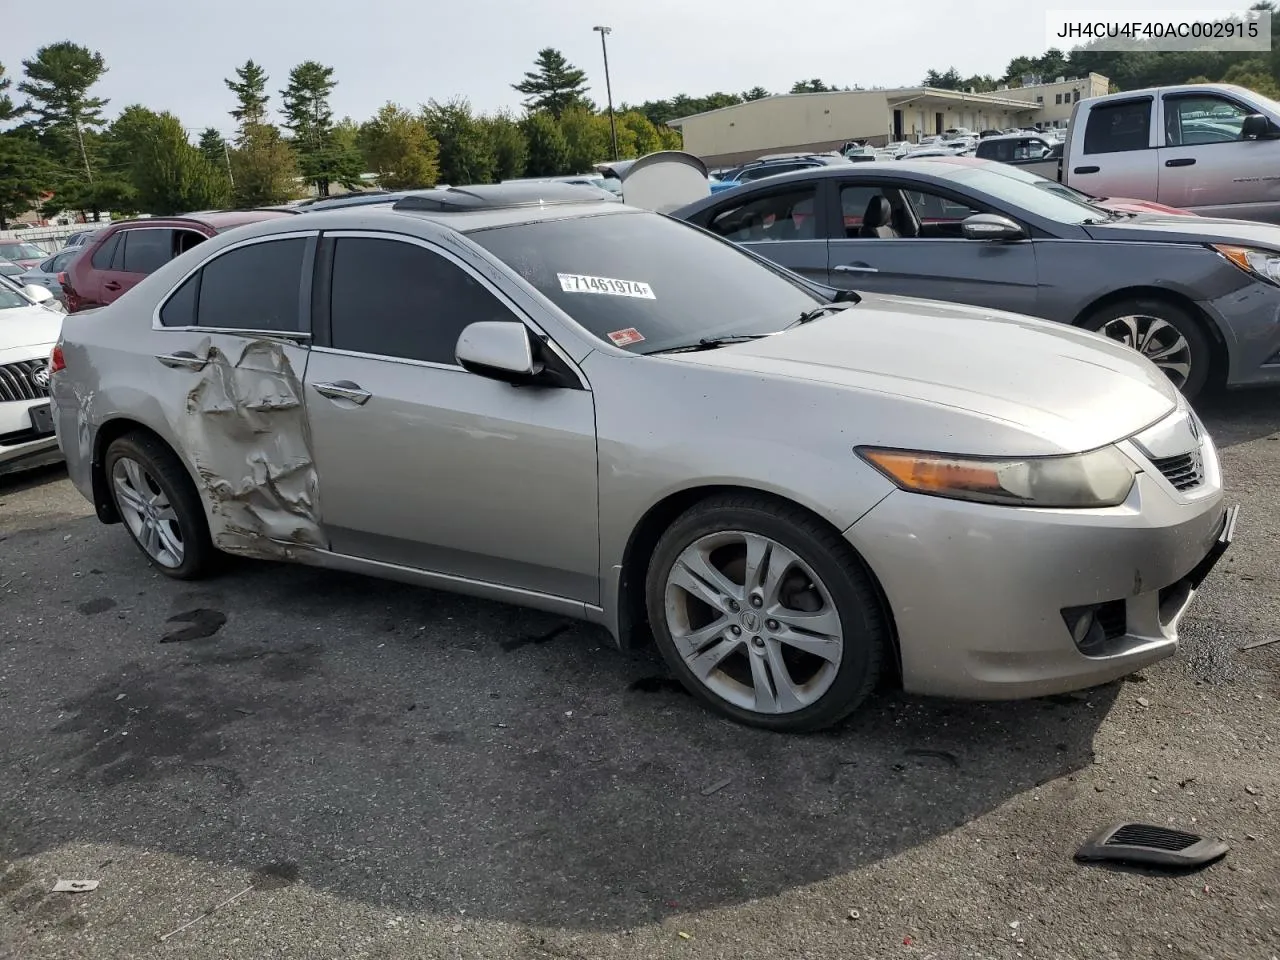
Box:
[665,294,1178,455]
[1083,213,1280,247]
[0,304,62,358]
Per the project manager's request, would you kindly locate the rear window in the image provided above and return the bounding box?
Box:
[1084,99,1153,154]
[469,211,823,354]
[0,241,44,260]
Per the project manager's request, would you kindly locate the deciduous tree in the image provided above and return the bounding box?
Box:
[358,102,439,189]
[424,98,495,185]
[483,112,529,181]
[521,110,570,176]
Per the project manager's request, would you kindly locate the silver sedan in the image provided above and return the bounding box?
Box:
[48,184,1236,731]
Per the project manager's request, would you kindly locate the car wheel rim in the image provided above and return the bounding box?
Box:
[663,530,843,715]
[111,457,184,568]
[1100,315,1192,389]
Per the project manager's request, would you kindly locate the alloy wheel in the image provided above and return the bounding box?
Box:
[111,457,185,568]
[663,530,843,715]
[1100,314,1192,389]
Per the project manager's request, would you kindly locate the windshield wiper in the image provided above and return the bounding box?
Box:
[650,334,772,355]
[788,300,857,329]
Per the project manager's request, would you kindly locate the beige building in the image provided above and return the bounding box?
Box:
[668,73,1110,167]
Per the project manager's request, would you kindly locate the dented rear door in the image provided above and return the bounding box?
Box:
[151,232,324,557]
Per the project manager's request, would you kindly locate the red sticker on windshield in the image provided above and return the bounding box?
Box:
[607,328,645,346]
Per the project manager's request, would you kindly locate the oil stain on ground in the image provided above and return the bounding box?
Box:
[160,609,227,643]
[76,597,116,615]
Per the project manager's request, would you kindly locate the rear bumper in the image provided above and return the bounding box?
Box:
[845,472,1230,700]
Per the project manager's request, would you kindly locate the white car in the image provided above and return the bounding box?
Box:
[0,278,63,474]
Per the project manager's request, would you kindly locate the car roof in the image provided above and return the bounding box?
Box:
[106,210,297,232]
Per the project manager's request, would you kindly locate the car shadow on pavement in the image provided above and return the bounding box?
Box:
[2,526,1120,930]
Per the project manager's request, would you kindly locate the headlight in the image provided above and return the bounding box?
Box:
[1212,244,1280,285]
[857,445,1136,508]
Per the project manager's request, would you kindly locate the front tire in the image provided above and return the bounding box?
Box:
[104,433,216,580]
[645,493,889,732]
[1080,298,1213,400]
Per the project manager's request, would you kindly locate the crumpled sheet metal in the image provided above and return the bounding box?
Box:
[181,337,323,559]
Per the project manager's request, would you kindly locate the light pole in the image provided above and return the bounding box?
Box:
[593,25,619,162]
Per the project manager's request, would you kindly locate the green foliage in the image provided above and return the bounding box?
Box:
[0,62,17,123]
[127,112,229,214]
[281,60,360,195]
[559,105,611,171]
[0,131,54,227]
[657,125,683,150]
[629,91,744,126]
[617,111,662,157]
[790,79,833,93]
[424,98,496,185]
[198,128,227,165]
[18,41,109,186]
[230,124,299,206]
[513,48,591,118]
[483,112,529,181]
[226,59,269,140]
[741,86,772,101]
[521,111,570,176]
[358,102,439,189]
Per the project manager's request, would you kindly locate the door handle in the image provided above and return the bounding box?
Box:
[1165,157,1196,167]
[155,351,208,371]
[103,281,122,291]
[833,263,879,273]
[1073,165,1101,174]
[313,380,372,405]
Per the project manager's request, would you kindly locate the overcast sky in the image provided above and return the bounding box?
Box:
[1,0,1254,134]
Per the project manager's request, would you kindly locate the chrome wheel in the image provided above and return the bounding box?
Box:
[1100,314,1192,389]
[663,530,843,715]
[111,457,184,568]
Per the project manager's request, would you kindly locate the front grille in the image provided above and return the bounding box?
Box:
[1151,449,1203,491]
[0,360,50,403]
[1107,824,1199,851]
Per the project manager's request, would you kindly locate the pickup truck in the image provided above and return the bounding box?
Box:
[1006,83,1280,221]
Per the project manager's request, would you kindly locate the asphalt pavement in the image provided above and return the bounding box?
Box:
[1,391,1279,960]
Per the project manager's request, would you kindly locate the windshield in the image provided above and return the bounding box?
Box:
[0,261,22,277]
[944,165,1106,223]
[0,241,45,260]
[470,211,825,354]
[0,283,31,310]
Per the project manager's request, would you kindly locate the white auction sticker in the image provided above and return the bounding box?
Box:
[558,273,655,299]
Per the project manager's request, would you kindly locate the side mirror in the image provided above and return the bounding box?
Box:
[961,213,1025,241]
[455,321,541,384]
[23,283,53,304]
[1241,113,1276,139]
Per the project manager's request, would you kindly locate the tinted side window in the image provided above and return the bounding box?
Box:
[707,188,818,242]
[91,233,121,269]
[197,238,307,332]
[121,229,176,274]
[329,237,514,365]
[1084,99,1152,154]
[159,273,199,327]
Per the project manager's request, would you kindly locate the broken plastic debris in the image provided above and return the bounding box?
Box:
[52,879,98,893]
[1136,697,1151,707]
[677,931,691,940]
[847,908,860,920]
[701,777,733,796]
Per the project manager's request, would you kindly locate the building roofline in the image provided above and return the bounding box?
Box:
[667,86,1048,126]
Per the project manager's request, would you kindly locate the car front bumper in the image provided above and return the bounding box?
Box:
[1202,280,1280,387]
[0,396,62,475]
[845,471,1232,700]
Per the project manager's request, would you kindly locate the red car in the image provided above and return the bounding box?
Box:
[0,239,49,270]
[61,210,295,313]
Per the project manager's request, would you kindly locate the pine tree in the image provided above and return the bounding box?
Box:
[512,48,590,118]
[198,128,227,165]
[281,61,359,196]
[225,59,269,141]
[18,42,109,183]
[483,112,528,180]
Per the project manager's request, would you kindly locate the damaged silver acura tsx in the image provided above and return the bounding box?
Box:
[49,184,1237,732]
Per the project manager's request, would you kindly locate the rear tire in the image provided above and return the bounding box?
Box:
[645,493,888,732]
[1080,298,1213,400]
[104,433,216,580]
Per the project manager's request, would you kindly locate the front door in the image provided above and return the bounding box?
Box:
[1157,91,1280,221]
[303,232,600,603]
[827,181,1039,315]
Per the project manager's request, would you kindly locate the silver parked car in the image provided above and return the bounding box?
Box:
[20,247,80,303]
[50,184,1236,732]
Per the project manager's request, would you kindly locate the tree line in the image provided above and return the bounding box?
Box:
[0,44,682,228]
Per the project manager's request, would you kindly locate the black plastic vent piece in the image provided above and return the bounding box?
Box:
[393,182,609,213]
[1151,450,1204,491]
[1075,822,1228,869]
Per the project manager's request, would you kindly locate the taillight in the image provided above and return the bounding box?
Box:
[50,344,65,373]
[56,271,67,287]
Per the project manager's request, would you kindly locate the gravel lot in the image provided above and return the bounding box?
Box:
[2,391,1278,960]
